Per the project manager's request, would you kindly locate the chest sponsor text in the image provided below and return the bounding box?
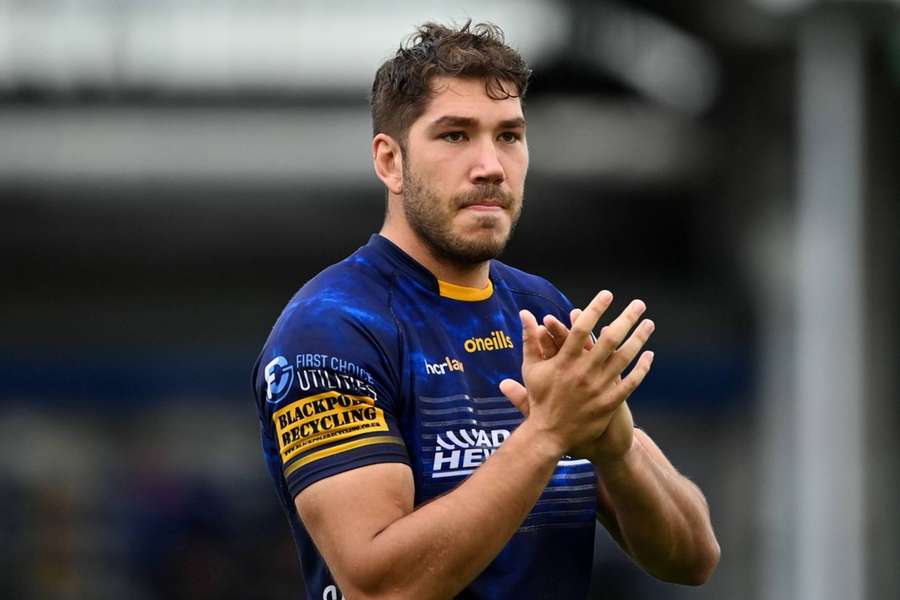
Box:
[464,330,514,353]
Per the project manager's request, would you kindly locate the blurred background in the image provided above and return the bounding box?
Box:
[1,0,897,599]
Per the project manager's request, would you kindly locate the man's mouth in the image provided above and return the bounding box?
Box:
[458,195,510,210]
[461,201,506,211]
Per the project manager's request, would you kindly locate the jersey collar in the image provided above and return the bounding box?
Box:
[367,234,494,302]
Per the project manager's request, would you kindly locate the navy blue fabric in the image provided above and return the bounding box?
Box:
[253,234,598,600]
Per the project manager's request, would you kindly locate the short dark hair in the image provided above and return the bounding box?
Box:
[370,21,531,144]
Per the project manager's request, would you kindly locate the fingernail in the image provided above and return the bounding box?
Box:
[647,351,655,363]
[645,319,655,332]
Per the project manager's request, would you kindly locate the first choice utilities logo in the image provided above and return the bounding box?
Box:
[264,356,294,402]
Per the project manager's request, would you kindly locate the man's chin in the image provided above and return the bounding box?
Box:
[445,231,510,263]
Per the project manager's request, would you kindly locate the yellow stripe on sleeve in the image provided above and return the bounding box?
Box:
[283,435,405,479]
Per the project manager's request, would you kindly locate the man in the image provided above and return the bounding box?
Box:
[252,21,719,600]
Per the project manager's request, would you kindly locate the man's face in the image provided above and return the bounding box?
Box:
[400,76,528,266]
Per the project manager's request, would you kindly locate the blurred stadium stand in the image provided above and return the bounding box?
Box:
[1,1,897,599]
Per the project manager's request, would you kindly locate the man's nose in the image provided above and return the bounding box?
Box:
[470,140,505,185]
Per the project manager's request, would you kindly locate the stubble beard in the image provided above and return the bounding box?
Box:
[401,164,522,267]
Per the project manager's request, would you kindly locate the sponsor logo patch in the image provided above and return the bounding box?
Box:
[273,391,388,465]
[424,356,465,375]
[432,427,511,478]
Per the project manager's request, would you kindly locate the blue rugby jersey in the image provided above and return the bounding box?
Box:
[252,234,599,600]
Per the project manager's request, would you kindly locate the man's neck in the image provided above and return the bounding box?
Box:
[379,224,491,290]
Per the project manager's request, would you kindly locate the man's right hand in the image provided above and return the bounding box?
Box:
[500,290,655,458]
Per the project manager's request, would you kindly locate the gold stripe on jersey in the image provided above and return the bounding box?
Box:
[283,435,405,478]
[438,279,494,301]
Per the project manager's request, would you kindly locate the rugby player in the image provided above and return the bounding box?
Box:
[253,21,720,600]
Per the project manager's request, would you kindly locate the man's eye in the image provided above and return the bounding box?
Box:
[498,132,521,143]
[442,131,466,143]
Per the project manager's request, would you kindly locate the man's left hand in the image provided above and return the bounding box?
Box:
[502,307,647,467]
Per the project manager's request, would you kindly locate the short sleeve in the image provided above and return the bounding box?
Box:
[253,300,409,498]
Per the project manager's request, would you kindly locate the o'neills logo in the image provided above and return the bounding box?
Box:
[464,330,514,353]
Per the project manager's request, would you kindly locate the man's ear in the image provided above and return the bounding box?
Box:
[372,133,403,195]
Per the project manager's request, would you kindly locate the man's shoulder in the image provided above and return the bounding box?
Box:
[271,248,398,340]
[298,251,393,309]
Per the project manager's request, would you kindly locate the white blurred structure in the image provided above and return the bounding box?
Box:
[0,0,567,94]
[0,0,719,185]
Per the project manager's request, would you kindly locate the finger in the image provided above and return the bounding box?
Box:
[519,309,543,365]
[536,325,558,359]
[569,309,594,350]
[617,350,654,399]
[519,309,543,364]
[544,313,591,352]
[542,314,568,352]
[606,318,655,376]
[560,290,614,359]
[499,378,530,417]
[591,299,647,363]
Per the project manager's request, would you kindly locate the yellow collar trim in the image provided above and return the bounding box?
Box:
[438,279,494,301]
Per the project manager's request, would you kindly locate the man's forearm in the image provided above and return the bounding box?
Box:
[355,419,562,600]
[595,429,720,585]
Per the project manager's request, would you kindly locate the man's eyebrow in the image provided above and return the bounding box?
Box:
[429,115,479,129]
[428,115,526,129]
[498,117,526,129]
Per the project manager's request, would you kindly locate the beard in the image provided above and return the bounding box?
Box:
[401,164,522,267]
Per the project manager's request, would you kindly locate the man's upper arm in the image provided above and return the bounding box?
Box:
[254,295,410,498]
[295,462,415,596]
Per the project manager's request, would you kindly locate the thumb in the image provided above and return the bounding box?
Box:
[499,378,530,417]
